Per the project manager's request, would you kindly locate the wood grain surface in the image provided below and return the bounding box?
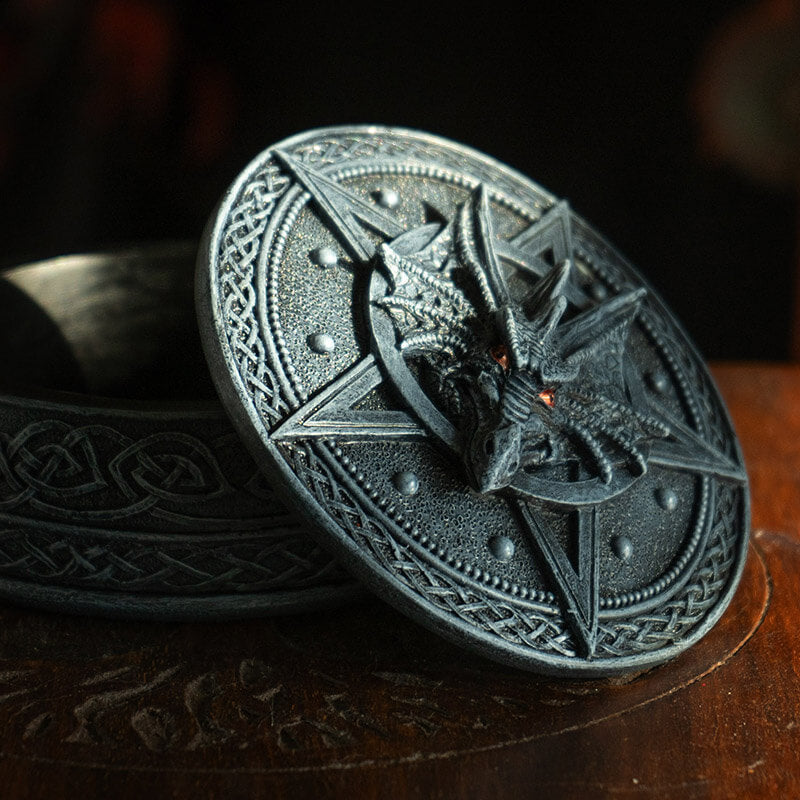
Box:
[0,363,796,799]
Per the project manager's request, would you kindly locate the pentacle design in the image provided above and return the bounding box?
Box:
[198,127,749,675]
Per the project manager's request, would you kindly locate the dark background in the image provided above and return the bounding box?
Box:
[1,1,797,360]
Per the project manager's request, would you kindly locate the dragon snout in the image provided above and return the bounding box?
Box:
[467,423,522,495]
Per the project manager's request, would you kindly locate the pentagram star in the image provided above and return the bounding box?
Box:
[269,151,746,655]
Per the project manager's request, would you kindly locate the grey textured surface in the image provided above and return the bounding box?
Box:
[198,127,749,675]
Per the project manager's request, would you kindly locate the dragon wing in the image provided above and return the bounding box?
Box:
[376,221,476,358]
[557,288,646,384]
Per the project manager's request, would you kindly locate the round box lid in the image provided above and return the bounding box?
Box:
[197,126,749,676]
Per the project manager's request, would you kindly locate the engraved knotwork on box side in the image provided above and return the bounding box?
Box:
[0,418,287,525]
[0,527,345,594]
[0,407,351,607]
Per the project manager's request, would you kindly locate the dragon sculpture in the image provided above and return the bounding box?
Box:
[375,185,670,494]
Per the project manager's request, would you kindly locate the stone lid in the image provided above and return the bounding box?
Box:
[196,126,749,676]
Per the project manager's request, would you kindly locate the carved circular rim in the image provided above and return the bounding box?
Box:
[198,126,750,675]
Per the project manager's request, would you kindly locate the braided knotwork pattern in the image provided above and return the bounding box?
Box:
[290,441,740,662]
[289,443,578,657]
[218,163,291,424]
[594,482,740,657]
[0,419,297,530]
[0,529,348,594]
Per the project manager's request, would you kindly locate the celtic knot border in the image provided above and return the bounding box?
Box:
[212,128,749,667]
[291,441,743,662]
[0,417,291,527]
[291,442,577,657]
[0,527,349,595]
[218,163,292,425]
[594,481,741,656]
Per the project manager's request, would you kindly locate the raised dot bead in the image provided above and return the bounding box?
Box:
[310,246,338,269]
[392,471,419,496]
[488,535,515,562]
[612,535,633,562]
[656,487,679,512]
[376,188,400,209]
[307,332,335,354]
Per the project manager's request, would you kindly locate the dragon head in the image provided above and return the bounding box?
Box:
[464,363,562,494]
[375,184,662,497]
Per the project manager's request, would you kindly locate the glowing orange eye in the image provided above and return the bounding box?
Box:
[490,344,509,370]
[538,389,556,408]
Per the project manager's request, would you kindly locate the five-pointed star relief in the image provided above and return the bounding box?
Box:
[267,150,746,655]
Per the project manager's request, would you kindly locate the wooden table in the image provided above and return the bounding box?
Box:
[0,363,797,799]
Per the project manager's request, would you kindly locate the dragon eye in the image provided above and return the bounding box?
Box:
[490,344,509,370]
[538,388,556,408]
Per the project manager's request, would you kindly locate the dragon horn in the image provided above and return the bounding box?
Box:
[528,258,572,307]
[541,294,568,338]
[473,185,510,308]
[524,259,571,342]
[500,306,524,369]
[455,184,509,312]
